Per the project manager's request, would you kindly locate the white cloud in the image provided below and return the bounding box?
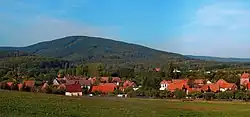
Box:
[167,1,250,58]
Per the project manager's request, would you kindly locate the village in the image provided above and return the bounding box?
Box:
[1,69,250,100]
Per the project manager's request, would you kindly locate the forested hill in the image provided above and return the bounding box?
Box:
[1,36,250,70]
[0,36,193,64]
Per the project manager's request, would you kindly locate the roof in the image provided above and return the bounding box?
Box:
[216,79,236,89]
[172,79,188,84]
[88,77,97,84]
[91,85,116,93]
[112,77,121,83]
[66,84,82,92]
[219,83,236,89]
[160,80,171,84]
[201,84,219,92]
[79,80,91,86]
[155,68,161,72]
[7,82,14,87]
[248,83,250,89]
[167,82,188,91]
[241,73,250,79]
[100,77,109,83]
[216,79,228,85]
[24,80,35,87]
[194,79,205,84]
[123,80,136,88]
[66,80,79,85]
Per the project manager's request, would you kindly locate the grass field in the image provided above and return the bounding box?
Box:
[1,91,250,117]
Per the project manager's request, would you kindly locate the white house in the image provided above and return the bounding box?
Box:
[159,80,171,90]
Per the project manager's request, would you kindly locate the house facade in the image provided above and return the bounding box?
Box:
[65,84,82,96]
[240,73,249,86]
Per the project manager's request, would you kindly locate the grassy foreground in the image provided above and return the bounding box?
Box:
[1,91,250,117]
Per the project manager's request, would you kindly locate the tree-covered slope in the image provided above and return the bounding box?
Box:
[1,36,250,70]
[0,36,192,64]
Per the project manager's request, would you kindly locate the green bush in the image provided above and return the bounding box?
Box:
[235,91,247,100]
[215,91,234,99]
[127,91,136,98]
[203,92,214,101]
[188,91,203,99]
[174,89,186,99]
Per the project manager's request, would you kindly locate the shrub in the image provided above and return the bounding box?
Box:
[127,91,136,98]
[235,91,247,100]
[188,91,203,99]
[174,89,186,99]
[203,92,214,101]
[215,91,234,99]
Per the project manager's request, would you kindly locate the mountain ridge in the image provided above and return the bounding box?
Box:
[0,36,249,69]
[186,55,250,63]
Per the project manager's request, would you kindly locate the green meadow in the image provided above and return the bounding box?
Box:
[1,91,250,117]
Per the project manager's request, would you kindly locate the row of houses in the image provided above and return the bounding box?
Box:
[52,74,137,96]
[159,73,250,94]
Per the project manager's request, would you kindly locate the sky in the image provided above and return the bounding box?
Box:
[0,0,250,58]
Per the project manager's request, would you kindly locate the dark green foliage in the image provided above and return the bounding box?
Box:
[215,91,234,99]
[174,89,186,99]
[203,92,215,101]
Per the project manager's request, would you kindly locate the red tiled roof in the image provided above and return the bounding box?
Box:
[88,77,97,84]
[79,80,91,86]
[100,77,109,83]
[167,82,188,91]
[172,79,188,84]
[248,83,250,90]
[187,87,201,93]
[123,80,136,88]
[219,83,237,89]
[241,73,250,79]
[194,79,205,84]
[66,84,82,92]
[91,84,116,93]
[17,83,23,90]
[112,77,121,83]
[155,68,161,72]
[66,80,79,85]
[24,80,35,88]
[201,84,219,92]
[160,80,171,84]
[216,79,228,85]
[7,82,14,87]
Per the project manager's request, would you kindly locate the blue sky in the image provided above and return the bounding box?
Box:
[1,0,250,58]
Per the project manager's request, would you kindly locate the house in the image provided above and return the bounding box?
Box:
[159,80,171,90]
[17,83,23,91]
[194,79,205,86]
[65,84,82,96]
[240,73,249,86]
[88,77,97,84]
[216,79,237,92]
[155,68,161,72]
[23,80,35,88]
[201,84,219,92]
[167,82,188,92]
[100,77,109,83]
[6,82,14,88]
[92,83,117,93]
[53,77,66,86]
[79,79,91,90]
[111,77,122,86]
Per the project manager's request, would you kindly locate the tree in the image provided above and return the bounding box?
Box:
[174,89,186,99]
[167,62,174,79]
[187,76,195,88]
